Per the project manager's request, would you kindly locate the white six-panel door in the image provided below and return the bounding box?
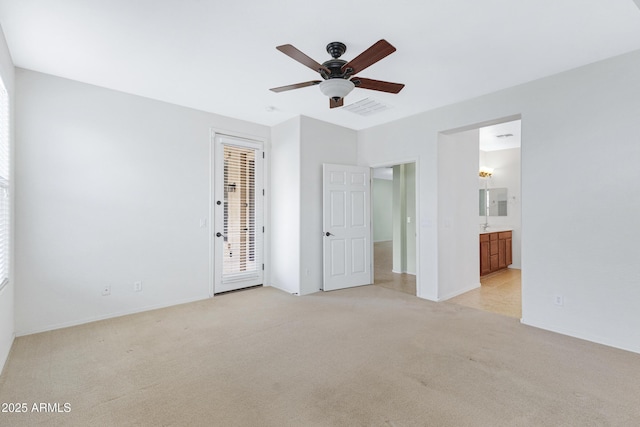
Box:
[322,164,372,291]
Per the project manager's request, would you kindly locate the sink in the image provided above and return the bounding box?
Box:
[479,226,512,234]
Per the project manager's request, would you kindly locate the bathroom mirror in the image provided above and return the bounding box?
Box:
[479,188,508,216]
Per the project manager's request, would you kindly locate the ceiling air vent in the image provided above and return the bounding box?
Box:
[343,98,391,116]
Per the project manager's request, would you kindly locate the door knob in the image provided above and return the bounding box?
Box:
[216,232,223,237]
[325,232,333,237]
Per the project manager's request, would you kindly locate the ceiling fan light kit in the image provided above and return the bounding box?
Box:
[319,79,355,100]
[271,39,404,109]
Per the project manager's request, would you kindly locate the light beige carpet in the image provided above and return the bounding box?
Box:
[1,285,639,426]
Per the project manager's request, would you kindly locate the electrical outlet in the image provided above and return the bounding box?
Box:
[554,294,564,306]
[102,285,111,296]
[134,281,142,292]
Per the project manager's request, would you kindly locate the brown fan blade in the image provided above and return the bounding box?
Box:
[276,44,331,74]
[352,77,405,94]
[330,98,344,109]
[341,39,396,75]
[270,81,322,93]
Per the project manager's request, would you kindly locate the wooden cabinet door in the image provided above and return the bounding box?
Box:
[498,238,507,268]
[480,240,491,275]
[489,233,498,255]
[489,233,499,271]
[490,254,499,271]
[480,231,512,276]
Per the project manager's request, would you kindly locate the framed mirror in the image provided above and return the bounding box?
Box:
[479,188,508,216]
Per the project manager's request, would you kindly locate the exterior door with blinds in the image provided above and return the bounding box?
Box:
[214,135,264,294]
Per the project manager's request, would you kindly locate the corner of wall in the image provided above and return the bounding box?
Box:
[0,332,15,376]
[269,117,302,295]
[0,20,15,376]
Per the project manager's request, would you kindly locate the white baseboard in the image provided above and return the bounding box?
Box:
[16,294,211,337]
[521,317,640,355]
[268,281,299,295]
[391,270,416,275]
[437,283,481,302]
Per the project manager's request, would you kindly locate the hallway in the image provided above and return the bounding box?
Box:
[373,240,416,296]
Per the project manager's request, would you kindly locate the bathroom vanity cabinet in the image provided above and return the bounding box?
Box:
[480,230,512,276]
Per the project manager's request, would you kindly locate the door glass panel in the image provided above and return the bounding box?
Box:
[223,145,257,278]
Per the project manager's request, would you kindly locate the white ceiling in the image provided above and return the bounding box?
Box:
[1,1,640,131]
[479,120,521,152]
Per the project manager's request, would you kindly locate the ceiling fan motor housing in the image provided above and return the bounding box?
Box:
[321,59,350,79]
[320,42,354,80]
[326,41,347,58]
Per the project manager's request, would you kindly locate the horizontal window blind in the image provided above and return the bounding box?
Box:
[222,144,262,282]
[0,81,9,291]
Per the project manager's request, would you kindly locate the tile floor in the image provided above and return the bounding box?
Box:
[373,240,521,318]
[448,268,522,318]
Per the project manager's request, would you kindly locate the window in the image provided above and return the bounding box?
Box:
[0,80,9,291]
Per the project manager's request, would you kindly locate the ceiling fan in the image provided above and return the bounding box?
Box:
[270,39,405,108]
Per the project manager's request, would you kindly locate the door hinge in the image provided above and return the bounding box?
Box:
[262,226,265,233]
[262,264,265,270]
[262,152,265,159]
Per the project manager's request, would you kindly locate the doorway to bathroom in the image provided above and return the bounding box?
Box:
[440,118,522,318]
[372,162,417,296]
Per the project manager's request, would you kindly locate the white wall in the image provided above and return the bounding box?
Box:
[392,165,405,273]
[404,163,416,275]
[371,178,393,242]
[480,147,522,268]
[14,69,269,335]
[372,178,392,242]
[269,116,358,296]
[358,49,640,353]
[0,25,14,373]
[438,129,480,300]
[299,116,357,295]
[391,164,417,274]
[269,117,301,294]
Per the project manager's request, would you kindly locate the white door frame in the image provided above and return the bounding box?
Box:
[370,158,420,297]
[209,130,267,297]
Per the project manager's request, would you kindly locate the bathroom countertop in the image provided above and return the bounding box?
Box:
[479,227,513,234]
